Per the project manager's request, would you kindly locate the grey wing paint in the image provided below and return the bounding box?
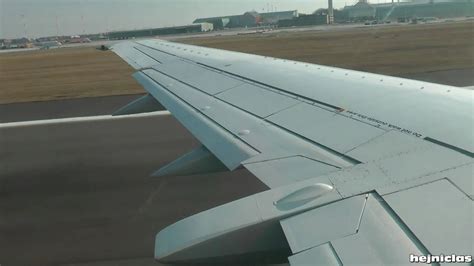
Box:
[111,39,473,265]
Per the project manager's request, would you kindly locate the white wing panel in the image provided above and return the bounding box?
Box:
[268,103,386,154]
[244,156,339,188]
[326,144,472,197]
[447,163,474,199]
[112,42,162,69]
[152,62,244,95]
[372,144,471,183]
[345,130,433,162]
[133,39,473,154]
[132,43,183,64]
[384,179,473,256]
[280,195,365,253]
[331,194,425,266]
[216,83,299,118]
[288,243,341,266]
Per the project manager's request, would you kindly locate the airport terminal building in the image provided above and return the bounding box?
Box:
[343,0,474,21]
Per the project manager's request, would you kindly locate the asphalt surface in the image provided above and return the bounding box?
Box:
[0,114,268,266]
[400,67,474,87]
[0,94,150,123]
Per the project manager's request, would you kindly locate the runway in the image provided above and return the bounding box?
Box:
[0,113,267,265]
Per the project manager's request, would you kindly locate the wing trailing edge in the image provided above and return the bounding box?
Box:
[151,145,227,177]
[113,93,165,116]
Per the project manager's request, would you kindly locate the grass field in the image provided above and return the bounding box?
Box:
[0,21,472,104]
[0,48,143,104]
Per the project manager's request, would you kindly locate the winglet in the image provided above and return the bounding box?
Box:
[151,145,228,177]
[113,94,165,116]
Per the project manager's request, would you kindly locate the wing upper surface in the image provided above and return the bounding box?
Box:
[117,39,473,154]
[112,39,472,185]
[111,39,473,264]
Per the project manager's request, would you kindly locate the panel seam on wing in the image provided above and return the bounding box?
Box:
[133,46,163,64]
[243,155,342,169]
[142,68,358,167]
[382,172,474,201]
[135,41,342,111]
[140,71,263,155]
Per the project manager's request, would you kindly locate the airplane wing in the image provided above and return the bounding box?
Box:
[111,39,473,265]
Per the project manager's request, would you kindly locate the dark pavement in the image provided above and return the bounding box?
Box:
[0,94,149,123]
[399,67,474,87]
[0,114,268,266]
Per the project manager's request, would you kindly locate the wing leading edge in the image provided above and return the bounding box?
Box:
[111,39,473,265]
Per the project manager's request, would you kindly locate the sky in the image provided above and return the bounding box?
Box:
[0,0,364,39]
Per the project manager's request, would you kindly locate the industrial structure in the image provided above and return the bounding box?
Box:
[107,23,213,40]
[328,0,335,24]
[0,38,33,49]
[278,14,329,27]
[343,0,474,21]
[3,0,473,49]
[85,1,474,41]
[193,10,298,29]
[276,0,473,26]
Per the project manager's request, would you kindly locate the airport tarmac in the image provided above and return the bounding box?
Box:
[0,113,269,266]
[400,67,474,87]
[0,94,149,123]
